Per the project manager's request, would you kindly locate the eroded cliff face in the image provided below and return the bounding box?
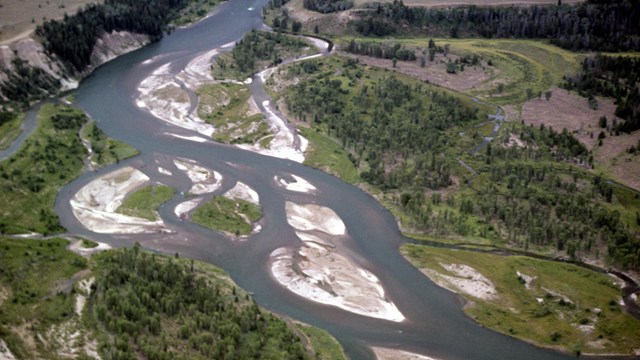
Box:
[0,30,149,101]
[89,31,150,70]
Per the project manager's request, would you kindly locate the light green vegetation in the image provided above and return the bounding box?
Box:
[0,237,88,359]
[192,196,262,236]
[116,184,174,221]
[81,121,139,167]
[211,30,314,80]
[295,323,347,360]
[81,238,99,248]
[402,244,640,355]
[0,104,87,234]
[299,127,360,184]
[0,112,23,150]
[172,0,221,26]
[196,83,270,145]
[336,37,582,105]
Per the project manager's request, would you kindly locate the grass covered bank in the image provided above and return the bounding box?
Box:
[402,244,640,355]
[0,104,87,234]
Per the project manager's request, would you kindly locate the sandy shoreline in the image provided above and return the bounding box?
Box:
[70,166,169,234]
[372,347,438,360]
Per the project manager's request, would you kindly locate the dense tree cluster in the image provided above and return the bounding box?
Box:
[302,0,353,14]
[36,0,190,72]
[0,58,60,106]
[343,40,416,61]
[220,30,307,74]
[350,0,640,51]
[285,58,481,189]
[399,123,639,268]
[0,111,16,127]
[92,246,309,360]
[563,55,640,133]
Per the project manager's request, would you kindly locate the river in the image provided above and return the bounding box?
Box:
[48,0,574,358]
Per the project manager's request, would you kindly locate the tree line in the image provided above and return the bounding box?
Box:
[563,54,640,133]
[92,245,309,360]
[36,0,191,73]
[350,0,640,52]
[303,0,353,14]
[343,40,416,61]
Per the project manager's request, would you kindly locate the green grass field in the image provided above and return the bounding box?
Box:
[116,184,174,221]
[299,127,360,184]
[191,196,262,236]
[196,83,270,145]
[0,104,87,234]
[81,122,139,167]
[402,244,640,355]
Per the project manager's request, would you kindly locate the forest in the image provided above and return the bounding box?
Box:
[563,55,640,133]
[285,57,483,190]
[281,56,640,269]
[350,0,640,52]
[343,40,416,61]
[302,0,353,14]
[213,30,309,79]
[91,245,309,360]
[36,0,192,72]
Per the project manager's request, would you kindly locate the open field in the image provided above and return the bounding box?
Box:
[0,0,103,43]
[0,104,86,234]
[116,184,174,221]
[298,127,360,184]
[336,37,582,105]
[402,244,640,355]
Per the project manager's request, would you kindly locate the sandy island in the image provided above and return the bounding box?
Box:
[137,63,215,137]
[372,347,438,360]
[275,174,316,193]
[271,202,405,322]
[285,201,345,235]
[70,166,168,234]
[173,158,223,195]
[237,100,308,163]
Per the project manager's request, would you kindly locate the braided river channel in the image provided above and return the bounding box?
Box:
[47,0,576,358]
